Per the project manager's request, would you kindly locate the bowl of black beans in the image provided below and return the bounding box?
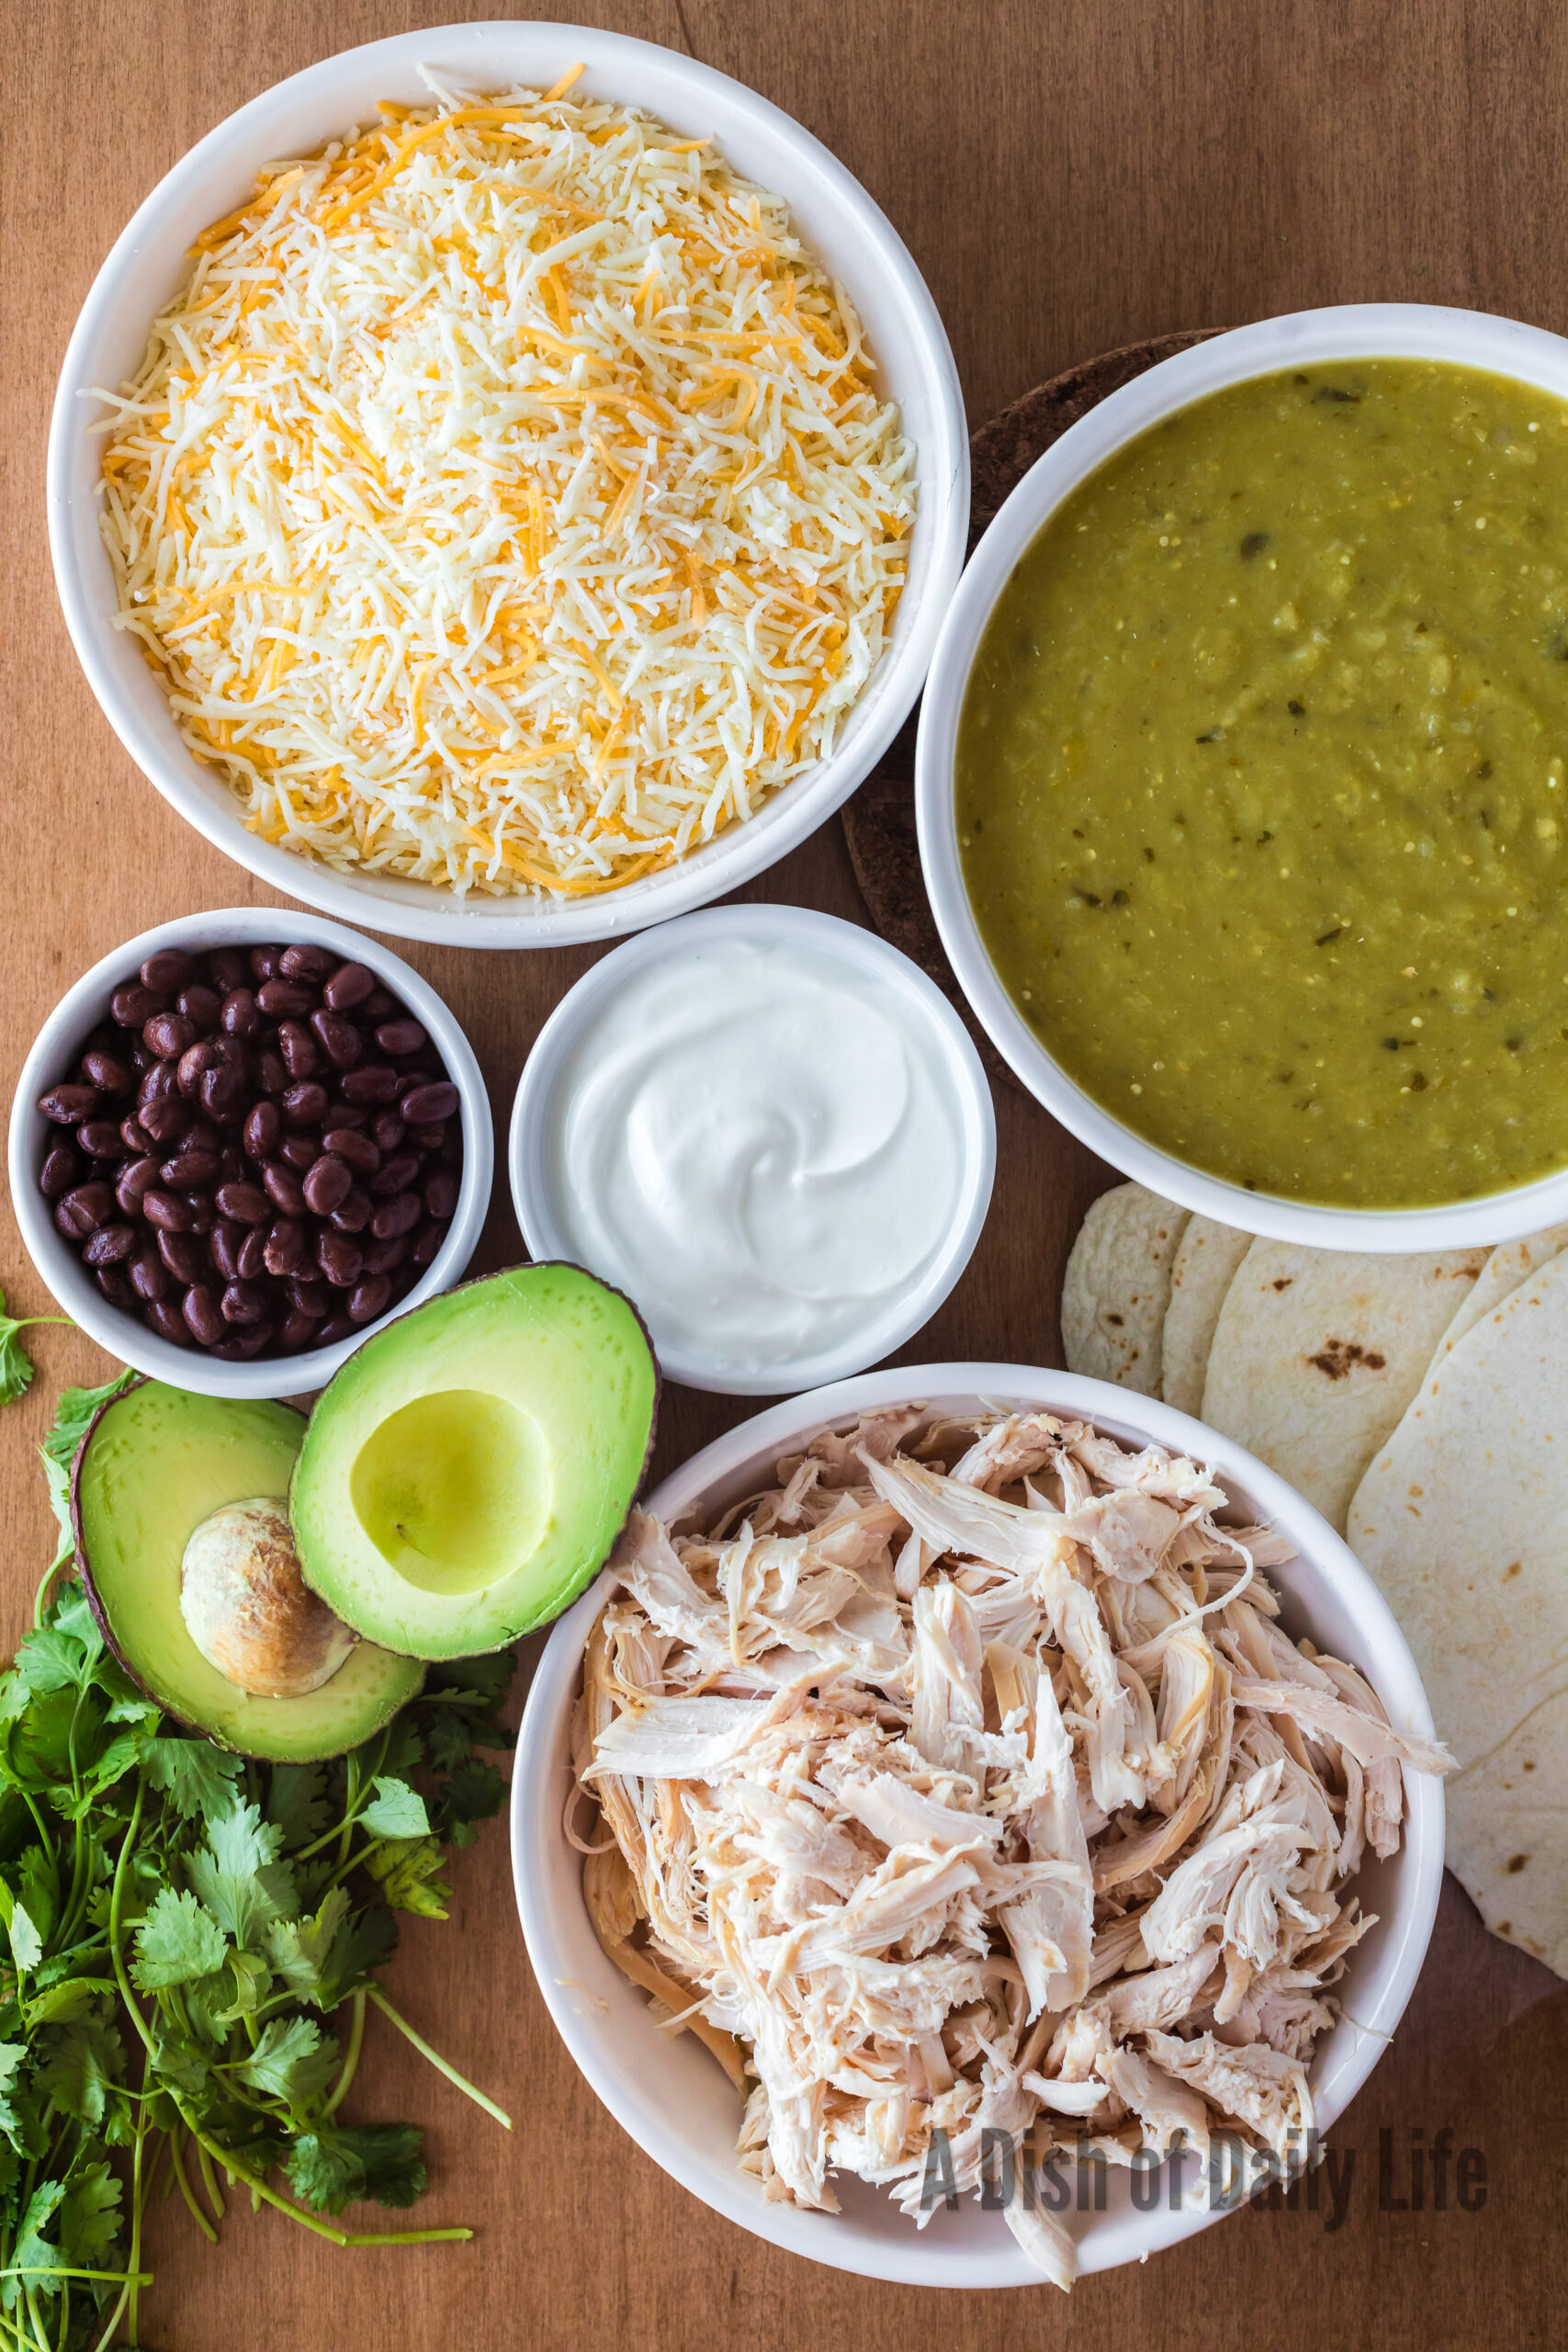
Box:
[8,909,491,1397]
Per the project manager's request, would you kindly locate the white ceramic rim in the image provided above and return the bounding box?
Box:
[917,300,1568,1251]
[512,1362,1445,2288]
[509,905,997,1392]
[7,907,492,1398]
[48,18,968,950]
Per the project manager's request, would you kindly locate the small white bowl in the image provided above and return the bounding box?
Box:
[511,1363,1445,2290]
[509,905,996,1393]
[49,20,967,951]
[9,907,492,1399]
[917,301,1568,1252]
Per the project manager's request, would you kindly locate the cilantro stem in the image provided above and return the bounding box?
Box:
[87,2285,129,2352]
[0,2267,155,2286]
[184,2126,472,2248]
[319,1988,366,2120]
[194,2135,225,2225]
[367,1992,513,2129]
[168,2132,218,2248]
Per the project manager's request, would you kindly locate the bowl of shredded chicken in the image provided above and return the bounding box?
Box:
[513,1366,1449,2290]
[51,27,965,945]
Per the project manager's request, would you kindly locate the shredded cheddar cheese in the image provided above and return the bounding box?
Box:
[93,78,913,899]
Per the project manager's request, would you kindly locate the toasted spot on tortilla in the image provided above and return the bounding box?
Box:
[1507,1854,1529,1873]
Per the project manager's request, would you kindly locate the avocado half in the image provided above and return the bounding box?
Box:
[289,1263,659,1659]
[73,1381,423,1760]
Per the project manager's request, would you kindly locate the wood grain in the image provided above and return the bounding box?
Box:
[2,4,1564,2346]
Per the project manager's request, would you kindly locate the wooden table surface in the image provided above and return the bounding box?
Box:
[4,3,1565,2345]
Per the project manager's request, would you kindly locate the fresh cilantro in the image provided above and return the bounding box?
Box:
[144,1737,243,1820]
[361,1835,451,1920]
[434,1758,508,1849]
[358,1776,431,1839]
[37,1370,137,1571]
[132,1889,227,1991]
[237,2016,340,2109]
[185,1796,297,1946]
[0,1286,69,1411]
[266,1761,331,1850]
[286,2122,426,2214]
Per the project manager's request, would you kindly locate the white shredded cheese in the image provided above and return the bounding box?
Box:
[95,74,914,899]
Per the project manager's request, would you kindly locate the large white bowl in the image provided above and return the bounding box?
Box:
[8,907,491,1399]
[917,301,1568,1252]
[512,1363,1444,2290]
[49,20,967,950]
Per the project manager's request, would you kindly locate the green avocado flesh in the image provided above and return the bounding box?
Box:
[74,1382,423,1760]
[290,1264,658,1658]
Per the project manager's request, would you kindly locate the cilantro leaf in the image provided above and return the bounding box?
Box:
[39,1374,136,1570]
[132,1889,226,1992]
[36,2014,122,2129]
[358,1777,431,1839]
[361,1836,450,1920]
[266,1762,330,1851]
[0,2043,30,2149]
[6,1906,42,1976]
[0,1288,68,1412]
[186,1797,297,1946]
[265,1892,397,2012]
[286,2122,425,2214]
[57,2159,121,2265]
[426,1652,516,1713]
[236,2015,339,2109]
[5,2177,64,2308]
[144,1738,244,1822]
[434,1758,506,1849]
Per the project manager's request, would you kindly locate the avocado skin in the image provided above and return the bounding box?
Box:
[291,1263,661,1659]
[71,1378,423,1760]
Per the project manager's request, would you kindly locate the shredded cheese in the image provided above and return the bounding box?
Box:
[94,78,914,899]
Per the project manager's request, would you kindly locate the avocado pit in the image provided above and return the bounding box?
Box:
[180,1497,357,1699]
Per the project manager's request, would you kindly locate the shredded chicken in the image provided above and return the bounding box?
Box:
[573,1408,1451,2286]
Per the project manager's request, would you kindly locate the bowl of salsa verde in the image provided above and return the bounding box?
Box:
[917,304,1568,1249]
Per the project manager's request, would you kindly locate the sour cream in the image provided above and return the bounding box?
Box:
[516,910,993,1391]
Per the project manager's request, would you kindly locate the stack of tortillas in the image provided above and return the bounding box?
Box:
[1063,1182,1568,1978]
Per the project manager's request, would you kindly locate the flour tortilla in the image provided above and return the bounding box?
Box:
[1425,1225,1568,1371]
[1160,1216,1252,1416]
[1061,1184,1190,1396]
[1348,1249,1568,1977]
[1200,1240,1487,1533]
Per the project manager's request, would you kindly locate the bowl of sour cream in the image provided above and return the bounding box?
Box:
[509,906,996,1392]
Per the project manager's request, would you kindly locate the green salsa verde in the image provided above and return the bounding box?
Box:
[957,358,1568,1207]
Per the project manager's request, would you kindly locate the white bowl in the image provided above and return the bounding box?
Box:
[512,1362,1444,2290]
[917,301,1568,1252]
[49,20,967,951]
[8,907,492,1399]
[509,905,996,1394]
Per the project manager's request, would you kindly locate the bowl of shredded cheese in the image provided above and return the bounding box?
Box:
[50,23,967,945]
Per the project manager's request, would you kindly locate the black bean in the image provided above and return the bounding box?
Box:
[281,1080,329,1127]
[302,1154,352,1216]
[360,985,399,1023]
[210,1328,274,1361]
[410,1219,445,1269]
[220,988,259,1037]
[277,1131,320,1172]
[111,982,167,1027]
[143,1297,190,1346]
[364,1230,411,1275]
[178,983,222,1030]
[369,1192,421,1242]
[287,1277,328,1317]
[329,1186,372,1234]
[200,1064,244,1123]
[243,1101,281,1161]
[236,1225,268,1282]
[219,1146,248,1186]
[115,1156,160,1216]
[182,1285,225,1346]
[128,1039,155,1076]
[94,1266,137,1309]
[263,1160,307,1216]
[139,1094,189,1147]
[374,1018,427,1057]
[323,1099,369,1130]
[129,1250,168,1304]
[41,1143,83,1200]
[185,1114,220,1154]
[55,1182,116,1238]
[371,1112,407,1154]
[77,1121,123,1159]
[160,1149,220,1190]
[208,946,250,992]
[177,1040,222,1097]
[264,1219,307,1277]
[322,961,375,1012]
[257,978,314,1018]
[347,1273,391,1325]
[316,1309,357,1347]
[211,1033,251,1072]
[81,1048,132,1095]
[423,1170,459,1221]
[316,1230,363,1287]
[279,943,336,983]
[370,1154,420,1198]
[118,1114,156,1155]
[325,1127,379,1174]
[310,1010,362,1069]
[216,1181,269,1225]
[277,1020,319,1079]
[83,1224,138,1267]
[142,1190,196,1234]
[221,1279,272,1326]
[249,944,285,982]
[278,1307,321,1351]
[141,948,195,995]
[156,1230,207,1283]
[339,1063,398,1104]
[38,1083,99,1125]
[254,1047,288,1099]
[400,1080,459,1125]
[143,1012,196,1061]
[186,1195,214,1237]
